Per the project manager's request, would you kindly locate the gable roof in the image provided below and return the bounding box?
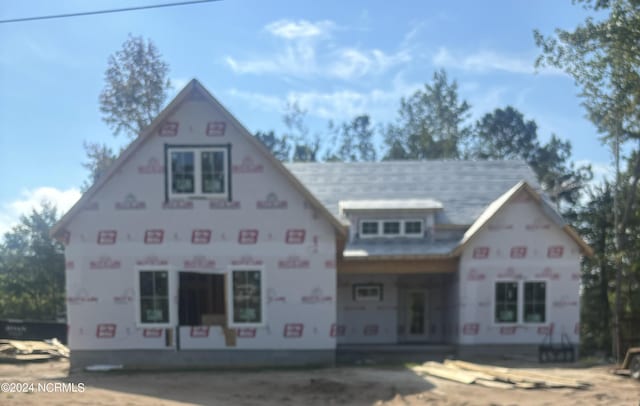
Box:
[453,181,593,257]
[51,79,345,237]
[285,160,540,225]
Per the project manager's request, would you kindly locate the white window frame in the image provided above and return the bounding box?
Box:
[492,280,548,326]
[359,219,424,239]
[226,267,267,328]
[135,266,175,328]
[353,283,383,302]
[166,146,229,200]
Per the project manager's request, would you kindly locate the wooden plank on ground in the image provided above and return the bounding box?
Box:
[447,360,589,389]
[475,379,514,389]
[412,363,478,384]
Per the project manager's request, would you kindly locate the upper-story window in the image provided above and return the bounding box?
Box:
[382,221,401,235]
[166,145,229,200]
[359,219,423,238]
[361,221,379,236]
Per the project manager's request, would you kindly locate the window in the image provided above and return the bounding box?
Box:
[524,282,546,323]
[361,221,379,236]
[404,220,423,236]
[353,283,383,301]
[494,281,547,324]
[166,146,229,199]
[138,270,170,325]
[495,282,518,323]
[359,219,424,238]
[228,269,265,327]
[382,221,401,235]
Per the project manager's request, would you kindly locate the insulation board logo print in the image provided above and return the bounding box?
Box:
[238,229,259,244]
[191,229,212,244]
[97,230,117,245]
[330,324,346,337]
[547,245,564,258]
[144,229,164,244]
[285,229,306,244]
[462,323,479,335]
[210,200,241,209]
[158,121,179,136]
[278,256,310,269]
[283,323,304,338]
[510,246,527,259]
[96,324,116,338]
[138,157,165,174]
[232,156,264,173]
[472,247,489,259]
[257,193,287,209]
[206,121,226,136]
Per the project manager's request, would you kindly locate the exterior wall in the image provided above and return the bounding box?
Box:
[458,190,581,346]
[336,274,398,344]
[62,94,337,358]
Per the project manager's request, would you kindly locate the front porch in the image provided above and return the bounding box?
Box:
[336,270,459,346]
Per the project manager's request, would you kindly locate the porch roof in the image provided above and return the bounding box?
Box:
[343,239,458,259]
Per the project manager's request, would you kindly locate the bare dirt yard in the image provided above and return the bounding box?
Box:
[0,359,638,405]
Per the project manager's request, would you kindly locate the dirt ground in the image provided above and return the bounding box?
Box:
[0,359,638,405]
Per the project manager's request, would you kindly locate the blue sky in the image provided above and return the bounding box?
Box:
[0,0,612,234]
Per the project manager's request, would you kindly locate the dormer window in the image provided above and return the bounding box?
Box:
[361,221,379,236]
[404,221,423,236]
[359,219,424,238]
[382,221,401,235]
[166,145,230,200]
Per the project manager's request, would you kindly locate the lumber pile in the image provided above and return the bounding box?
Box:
[411,360,590,390]
[0,338,69,362]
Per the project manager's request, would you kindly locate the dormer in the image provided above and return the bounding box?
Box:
[339,199,443,242]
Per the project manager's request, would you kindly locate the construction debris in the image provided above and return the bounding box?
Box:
[0,338,69,362]
[411,360,591,390]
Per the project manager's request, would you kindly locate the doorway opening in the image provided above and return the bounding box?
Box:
[178,272,225,326]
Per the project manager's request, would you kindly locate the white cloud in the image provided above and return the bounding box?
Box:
[0,187,81,237]
[433,47,563,75]
[265,19,335,39]
[225,19,412,81]
[228,75,422,122]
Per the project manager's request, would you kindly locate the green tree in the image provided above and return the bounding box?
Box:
[535,0,640,360]
[574,183,615,355]
[283,101,321,162]
[467,106,538,161]
[326,115,377,162]
[0,202,65,321]
[254,130,291,162]
[81,141,117,191]
[84,34,171,188]
[468,106,592,206]
[383,69,471,160]
[99,34,171,138]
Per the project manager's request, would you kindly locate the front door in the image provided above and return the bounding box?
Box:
[405,290,429,341]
